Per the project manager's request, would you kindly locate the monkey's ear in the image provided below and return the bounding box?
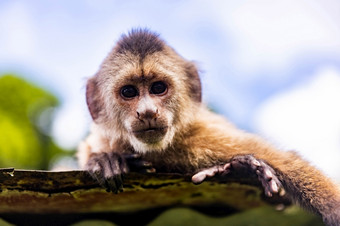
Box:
[185,63,202,102]
[86,76,104,120]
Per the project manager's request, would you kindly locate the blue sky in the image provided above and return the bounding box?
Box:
[1,0,340,179]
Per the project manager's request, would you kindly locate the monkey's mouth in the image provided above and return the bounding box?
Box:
[134,127,167,133]
[133,127,168,143]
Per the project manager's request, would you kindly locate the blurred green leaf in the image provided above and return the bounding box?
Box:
[0,74,68,169]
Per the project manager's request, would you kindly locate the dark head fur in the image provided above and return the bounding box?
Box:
[115,29,165,62]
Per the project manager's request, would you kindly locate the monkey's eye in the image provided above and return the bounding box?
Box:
[121,85,138,99]
[150,81,167,95]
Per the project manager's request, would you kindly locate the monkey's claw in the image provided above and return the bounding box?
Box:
[85,152,129,193]
[192,155,285,197]
[230,155,284,197]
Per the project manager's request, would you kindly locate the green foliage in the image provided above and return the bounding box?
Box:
[149,206,323,226]
[0,74,64,169]
[0,75,58,119]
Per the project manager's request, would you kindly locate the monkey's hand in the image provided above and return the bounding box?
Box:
[85,152,155,193]
[85,152,128,193]
[192,155,285,197]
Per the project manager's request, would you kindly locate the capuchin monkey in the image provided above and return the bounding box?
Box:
[78,29,340,225]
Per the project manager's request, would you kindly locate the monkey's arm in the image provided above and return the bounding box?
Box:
[186,110,340,225]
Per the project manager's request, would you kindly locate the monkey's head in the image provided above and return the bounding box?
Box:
[86,29,201,153]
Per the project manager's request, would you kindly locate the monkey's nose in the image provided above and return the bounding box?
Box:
[137,109,159,122]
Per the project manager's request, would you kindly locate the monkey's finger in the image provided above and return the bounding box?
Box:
[268,180,278,193]
[111,166,125,192]
[103,174,120,193]
[264,187,273,197]
[257,164,283,196]
[105,174,125,193]
[123,153,153,172]
[91,170,107,189]
[127,159,155,173]
[119,156,129,174]
[272,179,285,196]
[220,163,231,176]
[128,160,153,169]
[145,168,156,173]
[192,171,207,184]
[263,169,273,179]
[257,175,271,197]
[251,159,261,167]
[192,166,222,184]
[105,177,118,193]
[279,188,286,196]
[115,175,124,192]
[260,179,275,197]
[223,163,231,171]
[123,153,142,160]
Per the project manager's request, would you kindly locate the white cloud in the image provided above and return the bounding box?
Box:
[213,0,340,77]
[253,67,340,180]
[0,2,38,60]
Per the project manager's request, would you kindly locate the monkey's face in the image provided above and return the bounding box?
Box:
[115,74,175,150]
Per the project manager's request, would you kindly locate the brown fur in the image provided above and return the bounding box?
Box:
[78,29,340,225]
